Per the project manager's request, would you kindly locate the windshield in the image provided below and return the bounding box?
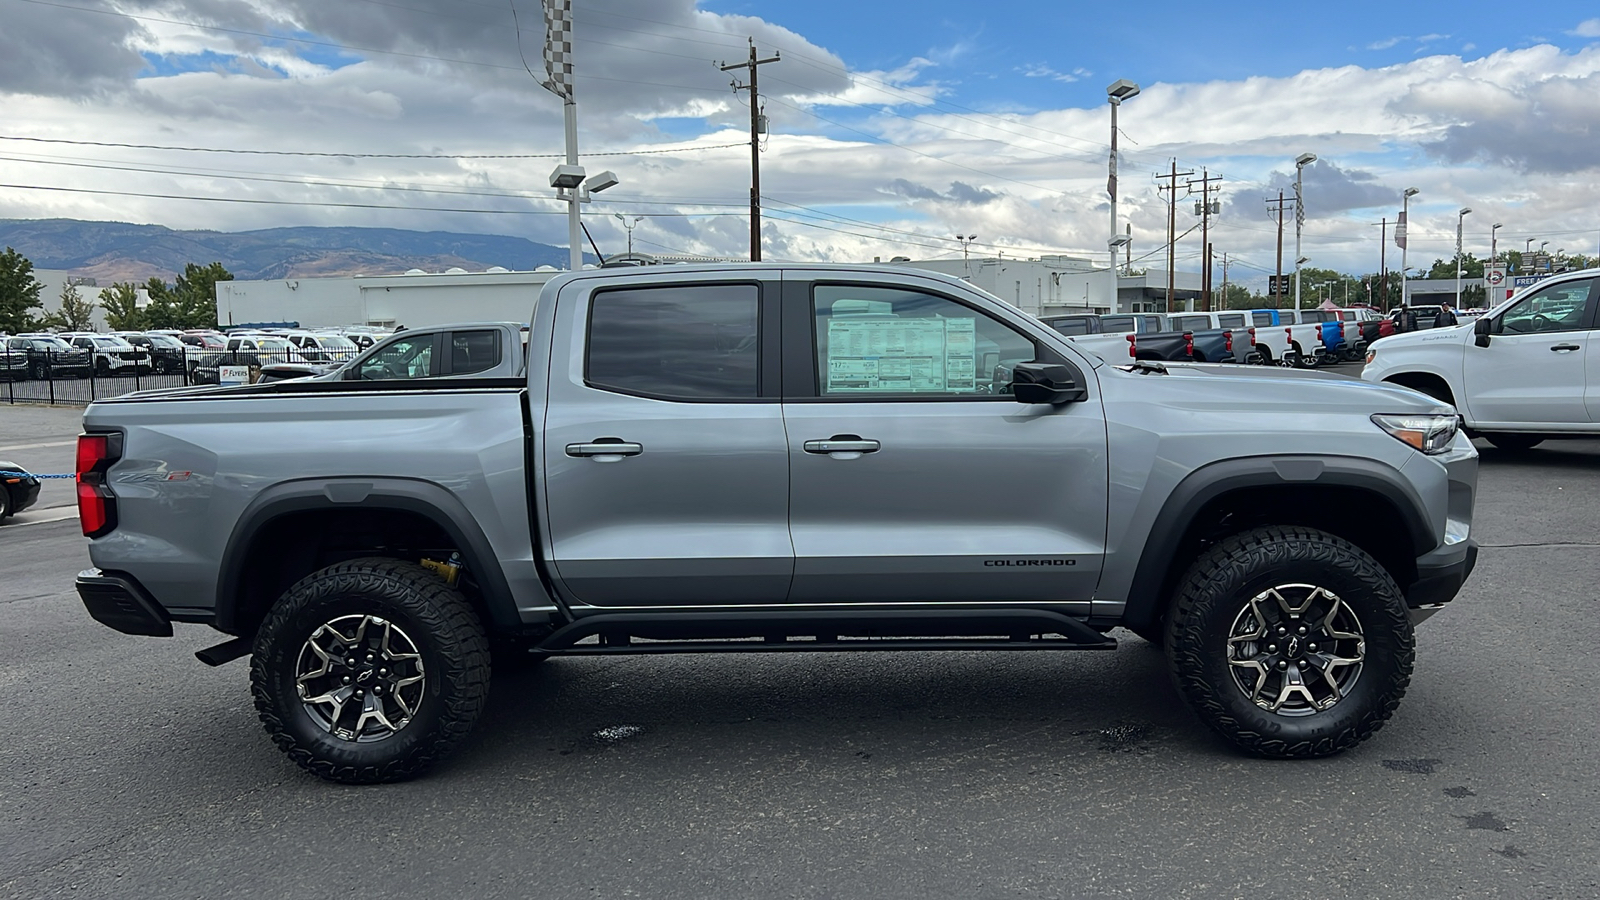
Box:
[257,338,293,350]
[148,334,183,349]
[313,335,357,350]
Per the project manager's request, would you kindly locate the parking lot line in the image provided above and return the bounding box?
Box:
[5,507,79,527]
[0,439,78,453]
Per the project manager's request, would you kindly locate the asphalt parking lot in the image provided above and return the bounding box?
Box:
[2,403,1597,899]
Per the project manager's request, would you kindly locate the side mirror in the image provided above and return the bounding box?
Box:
[1009,362,1087,405]
[1474,316,1492,347]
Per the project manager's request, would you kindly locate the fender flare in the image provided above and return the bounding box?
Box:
[1119,455,1434,636]
[215,477,522,634]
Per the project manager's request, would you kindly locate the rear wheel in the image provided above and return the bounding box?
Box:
[1480,433,1543,452]
[1165,526,1412,758]
[251,557,491,784]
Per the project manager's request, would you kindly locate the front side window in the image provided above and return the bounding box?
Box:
[358,334,434,380]
[1500,279,1594,334]
[813,284,1035,397]
[587,284,760,400]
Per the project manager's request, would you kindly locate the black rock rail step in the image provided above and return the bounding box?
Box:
[535,608,1117,656]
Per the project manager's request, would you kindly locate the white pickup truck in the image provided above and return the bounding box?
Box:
[1363,268,1599,450]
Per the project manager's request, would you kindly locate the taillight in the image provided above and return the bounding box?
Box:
[1126,333,1137,358]
[76,433,120,537]
[1286,326,1293,342]
[1184,332,1195,357]
[1224,330,1233,352]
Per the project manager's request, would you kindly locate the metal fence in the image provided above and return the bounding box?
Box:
[1,349,321,406]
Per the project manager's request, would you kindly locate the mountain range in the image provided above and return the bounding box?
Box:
[0,219,587,285]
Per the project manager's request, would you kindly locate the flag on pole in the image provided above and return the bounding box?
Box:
[1394,211,1407,250]
[541,0,574,102]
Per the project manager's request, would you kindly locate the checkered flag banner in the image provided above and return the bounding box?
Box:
[541,0,574,102]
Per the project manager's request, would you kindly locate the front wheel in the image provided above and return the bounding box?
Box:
[251,558,491,784]
[1165,526,1413,759]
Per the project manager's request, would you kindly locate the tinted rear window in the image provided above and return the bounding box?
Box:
[1172,315,1210,331]
[1252,311,1275,326]
[1217,314,1246,327]
[587,284,760,400]
[450,329,499,376]
[1046,318,1092,336]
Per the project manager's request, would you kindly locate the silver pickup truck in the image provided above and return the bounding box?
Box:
[74,264,1479,783]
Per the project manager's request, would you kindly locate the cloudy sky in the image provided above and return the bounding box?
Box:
[1,0,1598,288]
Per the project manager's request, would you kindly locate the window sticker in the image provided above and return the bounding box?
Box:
[825,317,976,393]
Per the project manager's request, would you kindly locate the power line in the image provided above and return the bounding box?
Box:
[0,181,751,217]
[0,134,747,160]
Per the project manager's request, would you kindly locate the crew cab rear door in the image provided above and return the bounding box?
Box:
[779,271,1108,604]
[538,272,793,607]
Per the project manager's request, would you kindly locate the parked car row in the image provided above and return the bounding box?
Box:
[1039,307,1390,368]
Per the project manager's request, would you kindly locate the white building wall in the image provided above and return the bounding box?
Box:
[891,256,1119,316]
[217,269,561,330]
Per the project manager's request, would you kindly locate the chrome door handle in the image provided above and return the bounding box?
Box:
[566,440,644,458]
[803,437,881,454]
[1550,344,1581,352]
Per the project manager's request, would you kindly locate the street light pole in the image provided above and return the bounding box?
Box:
[613,214,642,258]
[1491,222,1502,265]
[1293,152,1316,310]
[955,234,977,278]
[1456,207,1472,309]
[1107,79,1140,314]
[1400,187,1419,308]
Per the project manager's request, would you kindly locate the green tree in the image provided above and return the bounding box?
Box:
[144,262,232,329]
[1217,282,1255,309]
[99,282,147,331]
[0,246,44,334]
[41,282,98,331]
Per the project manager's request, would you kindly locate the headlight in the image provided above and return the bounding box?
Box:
[1365,347,1376,365]
[1371,414,1458,454]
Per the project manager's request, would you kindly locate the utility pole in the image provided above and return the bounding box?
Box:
[1266,191,1291,307]
[1156,161,1194,311]
[720,39,780,261]
[1378,217,1388,310]
[1220,252,1229,308]
[1186,169,1223,310]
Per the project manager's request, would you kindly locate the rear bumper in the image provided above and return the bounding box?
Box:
[1405,539,1478,623]
[76,568,173,637]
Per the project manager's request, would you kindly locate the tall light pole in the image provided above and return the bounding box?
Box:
[1107,79,1140,314]
[955,234,978,278]
[1491,222,1502,264]
[1455,207,1472,308]
[613,214,642,258]
[1400,187,1419,307]
[1293,152,1316,310]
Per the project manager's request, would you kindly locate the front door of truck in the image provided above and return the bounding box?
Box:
[1464,277,1596,426]
[780,275,1108,605]
[540,276,793,607]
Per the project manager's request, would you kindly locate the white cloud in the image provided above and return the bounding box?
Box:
[1569,18,1600,37]
[1367,36,1406,50]
[1,3,1597,277]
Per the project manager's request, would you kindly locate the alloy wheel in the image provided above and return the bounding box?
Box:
[1225,583,1365,716]
[294,614,427,742]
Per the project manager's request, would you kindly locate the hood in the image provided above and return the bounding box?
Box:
[1368,326,1470,353]
[1118,362,1450,415]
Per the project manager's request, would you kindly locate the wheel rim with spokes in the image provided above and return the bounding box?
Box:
[1225,584,1365,717]
[295,614,427,742]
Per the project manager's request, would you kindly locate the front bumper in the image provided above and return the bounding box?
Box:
[5,478,41,514]
[76,569,173,636]
[1405,539,1478,623]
